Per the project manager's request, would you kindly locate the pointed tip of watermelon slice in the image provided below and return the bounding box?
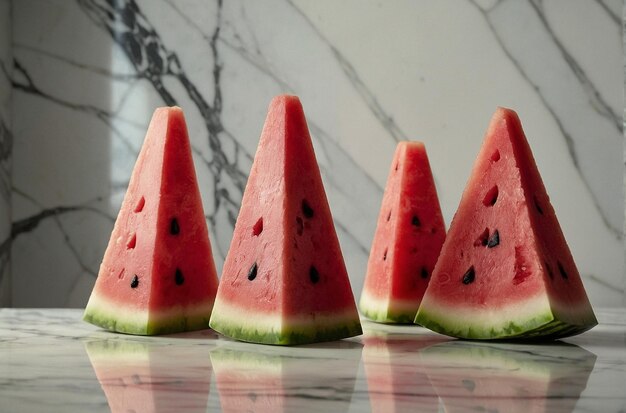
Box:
[489,107,523,135]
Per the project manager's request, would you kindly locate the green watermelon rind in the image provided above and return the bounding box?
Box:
[415,303,595,340]
[209,302,363,345]
[359,306,415,324]
[415,307,554,340]
[358,292,417,324]
[84,294,214,336]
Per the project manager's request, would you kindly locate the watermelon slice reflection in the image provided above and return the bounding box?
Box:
[210,340,361,413]
[84,337,213,413]
[362,326,447,413]
[419,340,596,413]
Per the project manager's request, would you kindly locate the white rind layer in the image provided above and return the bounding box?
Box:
[209,296,362,344]
[83,292,214,335]
[359,289,419,323]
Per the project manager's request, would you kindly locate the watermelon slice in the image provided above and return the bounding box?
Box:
[210,341,361,413]
[84,107,219,335]
[415,108,597,339]
[85,339,213,413]
[419,340,596,412]
[209,95,362,345]
[359,142,446,323]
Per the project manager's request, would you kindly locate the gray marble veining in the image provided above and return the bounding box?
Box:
[0,308,625,412]
[0,0,12,308]
[0,0,623,307]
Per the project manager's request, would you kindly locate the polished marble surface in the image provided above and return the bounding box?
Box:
[2,0,623,308]
[0,308,624,412]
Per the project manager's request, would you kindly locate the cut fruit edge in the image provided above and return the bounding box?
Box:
[83,293,215,335]
[359,289,419,324]
[415,293,596,340]
[209,298,362,345]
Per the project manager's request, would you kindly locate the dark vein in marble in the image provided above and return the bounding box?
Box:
[586,272,624,293]
[0,117,12,163]
[0,206,79,275]
[11,207,82,240]
[165,0,379,197]
[9,58,138,155]
[334,220,369,256]
[596,0,621,25]
[285,0,409,143]
[160,0,382,256]
[9,188,116,284]
[12,59,112,121]
[529,0,622,132]
[165,0,291,92]
[14,43,140,81]
[468,0,622,240]
[78,0,246,239]
[0,116,12,201]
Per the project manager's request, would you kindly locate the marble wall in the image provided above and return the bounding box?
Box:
[2,0,624,307]
[0,0,12,307]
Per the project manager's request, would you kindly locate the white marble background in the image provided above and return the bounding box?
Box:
[0,0,623,308]
[0,0,12,307]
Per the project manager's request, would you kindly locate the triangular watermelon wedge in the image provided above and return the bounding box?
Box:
[209,95,362,345]
[84,107,219,335]
[415,108,597,339]
[359,141,446,323]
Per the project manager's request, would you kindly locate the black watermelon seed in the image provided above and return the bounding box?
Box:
[387,210,391,222]
[383,248,388,261]
[557,261,568,280]
[170,218,180,235]
[462,379,476,392]
[130,275,139,288]
[175,268,184,285]
[534,195,544,215]
[420,266,429,279]
[309,265,320,284]
[487,229,500,248]
[302,199,314,218]
[412,215,421,227]
[247,262,258,281]
[462,266,475,285]
[475,228,489,247]
[545,261,554,280]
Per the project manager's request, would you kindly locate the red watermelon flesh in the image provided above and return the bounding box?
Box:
[84,107,219,335]
[415,108,596,339]
[85,339,212,413]
[209,95,362,345]
[359,142,446,323]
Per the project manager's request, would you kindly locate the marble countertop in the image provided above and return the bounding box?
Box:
[0,308,624,412]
